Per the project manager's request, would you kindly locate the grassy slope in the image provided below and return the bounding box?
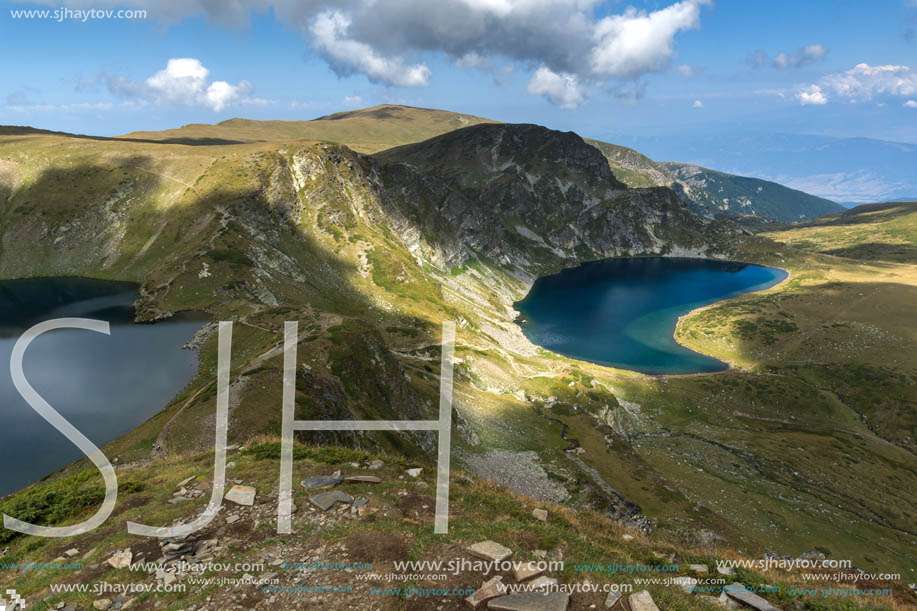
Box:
[0,113,914,609]
[120,105,498,154]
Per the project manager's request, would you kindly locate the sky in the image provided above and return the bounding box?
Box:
[1,0,916,201]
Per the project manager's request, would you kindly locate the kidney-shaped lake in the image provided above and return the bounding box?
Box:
[514,257,788,375]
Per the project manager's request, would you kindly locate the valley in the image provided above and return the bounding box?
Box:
[0,106,913,609]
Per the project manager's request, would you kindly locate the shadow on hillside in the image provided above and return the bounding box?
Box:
[0,125,245,146]
[820,242,917,263]
[3,154,444,461]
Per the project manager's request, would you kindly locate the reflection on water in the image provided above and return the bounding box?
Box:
[514,257,787,374]
[0,278,205,495]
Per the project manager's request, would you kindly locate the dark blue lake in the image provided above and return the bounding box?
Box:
[0,278,204,495]
[514,257,787,375]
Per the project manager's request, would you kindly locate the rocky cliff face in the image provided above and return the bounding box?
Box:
[375,124,721,277]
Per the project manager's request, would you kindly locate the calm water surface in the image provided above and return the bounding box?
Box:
[0,278,205,495]
[515,257,787,375]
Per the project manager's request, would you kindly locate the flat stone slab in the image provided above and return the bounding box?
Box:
[465,575,504,609]
[301,474,342,489]
[513,561,545,582]
[487,592,569,611]
[467,540,513,563]
[345,475,381,484]
[688,563,709,573]
[604,590,622,609]
[528,576,557,591]
[368,460,385,470]
[717,565,737,576]
[225,485,256,506]
[724,584,782,611]
[628,590,660,611]
[309,490,354,511]
[107,549,132,569]
[353,498,369,508]
[672,576,698,594]
[532,508,548,522]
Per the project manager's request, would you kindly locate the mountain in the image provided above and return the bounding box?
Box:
[662,162,844,222]
[120,104,498,153]
[0,109,915,592]
[621,131,917,205]
[124,105,842,223]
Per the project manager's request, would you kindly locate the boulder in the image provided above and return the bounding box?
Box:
[532,509,548,522]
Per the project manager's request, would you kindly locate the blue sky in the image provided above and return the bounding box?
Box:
[2,1,916,202]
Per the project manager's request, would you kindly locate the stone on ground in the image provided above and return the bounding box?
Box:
[604,590,622,609]
[406,468,423,478]
[345,475,381,484]
[487,591,569,610]
[688,563,709,573]
[107,548,132,569]
[465,575,504,609]
[527,576,557,591]
[724,584,782,611]
[368,459,385,470]
[513,561,545,581]
[309,490,354,511]
[92,599,112,610]
[532,508,548,522]
[301,474,343,489]
[467,540,513,563]
[628,590,660,611]
[672,576,698,594]
[63,548,79,557]
[716,565,736,576]
[225,485,256,506]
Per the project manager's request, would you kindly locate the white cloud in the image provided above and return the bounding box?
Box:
[819,63,917,101]
[527,66,585,109]
[678,64,695,77]
[589,1,708,79]
[692,99,703,108]
[905,100,917,107]
[343,95,363,106]
[773,44,828,69]
[311,10,431,87]
[110,58,254,111]
[27,0,709,108]
[796,84,827,105]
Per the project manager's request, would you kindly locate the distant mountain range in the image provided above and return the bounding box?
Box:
[615,131,917,206]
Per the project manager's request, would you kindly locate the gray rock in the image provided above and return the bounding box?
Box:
[604,590,622,609]
[309,490,354,511]
[465,575,504,609]
[368,460,385,470]
[353,498,369,508]
[688,563,709,573]
[724,584,782,611]
[513,561,545,581]
[93,599,113,610]
[301,474,343,489]
[672,576,698,594]
[467,540,513,563]
[225,485,256,506]
[487,592,569,610]
[406,468,423,478]
[628,590,660,611]
[527,576,557,591]
[716,565,737,576]
[344,475,381,484]
[107,549,132,569]
[532,508,548,522]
